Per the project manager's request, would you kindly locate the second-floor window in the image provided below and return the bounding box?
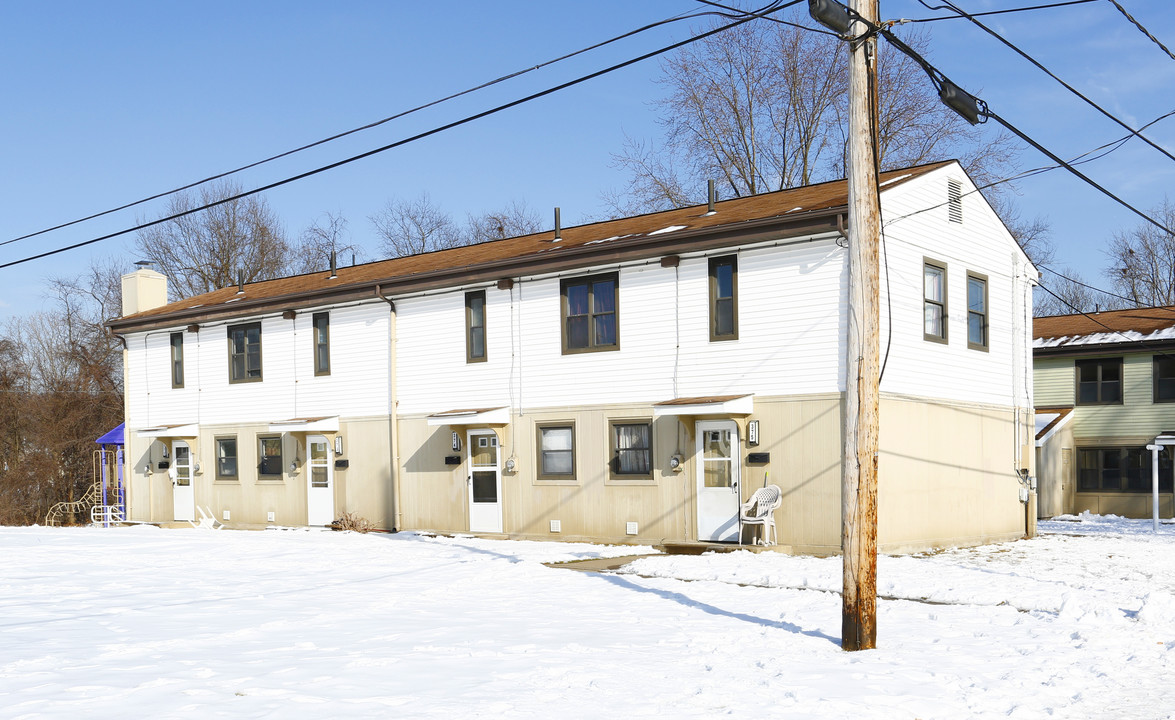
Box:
[1154,356,1175,402]
[466,290,486,363]
[228,322,262,383]
[561,273,618,353]
[1076,358,1122,405]
[924,260,947,343]
[709,255,738,341]
[966,272,988,351]
[169,332,184,388]
[313,312,330,376]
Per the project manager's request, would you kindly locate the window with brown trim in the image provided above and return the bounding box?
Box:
[923,260,947,343]
[561,273,618,353]
[709,255,738,341]
[1076,358,1122,405]
[227,322,262,383]
[466,290,487,363]
[966,272,988,351]
[258,435,283,478]
[1078,446,1172,493]
[610,421,652,479]
[536,423,575,480]
[1155,356,1175,403]
[169,332,184,388]
[313,312,330,376]
[216,437,238,481]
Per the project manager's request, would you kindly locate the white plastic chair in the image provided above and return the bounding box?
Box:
[191,506,224,530]
[739,484,782,546]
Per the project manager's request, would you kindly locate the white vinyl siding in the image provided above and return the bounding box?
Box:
[124,302,391,428]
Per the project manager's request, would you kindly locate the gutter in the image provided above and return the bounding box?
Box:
[107,208,846,334]
[1032,338,1175,358]
[376,284,402,533]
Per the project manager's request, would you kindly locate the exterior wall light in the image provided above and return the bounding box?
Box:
[334,436,344,456]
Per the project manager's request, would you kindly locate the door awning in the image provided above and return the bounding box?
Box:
[427,407,510,426]
[136,423,199,439]
[268,416,340,433]
[652,394,753,417]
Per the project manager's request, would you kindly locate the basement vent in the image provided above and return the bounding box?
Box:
[947,178,963,224]
[626,521,638,536]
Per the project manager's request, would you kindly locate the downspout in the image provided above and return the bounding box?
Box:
[376,285,402,532]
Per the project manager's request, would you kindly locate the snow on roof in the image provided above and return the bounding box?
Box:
[1034,326,1175,349]
[647,225,688,236]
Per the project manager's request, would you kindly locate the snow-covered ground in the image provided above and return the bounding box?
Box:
[3,517,1174,719]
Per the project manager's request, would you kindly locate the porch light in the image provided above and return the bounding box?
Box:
[335,436,344,456]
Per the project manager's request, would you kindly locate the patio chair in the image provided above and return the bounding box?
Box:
[739,484,782,546]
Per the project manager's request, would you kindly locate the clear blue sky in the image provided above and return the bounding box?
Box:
[0,1,1171,322]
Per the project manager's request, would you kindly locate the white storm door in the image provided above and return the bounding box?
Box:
[172,440,195,522]
[467,430,502,533]
[307,435,335,526]
[696,421,740,542]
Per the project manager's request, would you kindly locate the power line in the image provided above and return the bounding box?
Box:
[695,0,841,35]
[1106,0,1175,63]
[1036,263,1175,313]
[903,0,1098,23]
[0,1,795,271]
[915,0,1175,170]
[883,106,1175,228]
[875,27,1174,237]
[0,4,754,251]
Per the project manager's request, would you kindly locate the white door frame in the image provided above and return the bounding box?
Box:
[467,429,503,533]
[306,434,335,526]
[695,420,741,542]
[171,440,195,522]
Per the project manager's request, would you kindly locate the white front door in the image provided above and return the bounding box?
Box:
[467,430,502,533]
[696,420,741,542]
[171,440,195,522]
[307,435,335,526]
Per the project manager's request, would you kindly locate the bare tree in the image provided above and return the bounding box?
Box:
[371,193,462,258]
[466,200,543,244]
[1105,199,1175,308]
[1036,266,1121,317]
[135,181,290,299]
[608,12,1016,213]
[987,193,1055,267]
[292,212,366,274]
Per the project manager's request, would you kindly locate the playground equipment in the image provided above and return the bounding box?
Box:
[44,423,126,527]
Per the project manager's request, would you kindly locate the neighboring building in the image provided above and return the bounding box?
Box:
[108,160,1038,553]
[1034,307,1175,518]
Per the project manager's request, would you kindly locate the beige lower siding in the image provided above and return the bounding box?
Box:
[397,394,1032,554]
[124,416,394,530]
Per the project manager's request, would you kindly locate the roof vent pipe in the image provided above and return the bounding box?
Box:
[708,179,716,213]
[236,269,245,295]
[553,207,561,242]
[329,250,338,279]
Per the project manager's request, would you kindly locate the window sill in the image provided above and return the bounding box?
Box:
[256,478,285,484]
[535,478,578,486]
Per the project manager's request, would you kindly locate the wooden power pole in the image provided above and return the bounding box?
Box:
[841,0,881,652]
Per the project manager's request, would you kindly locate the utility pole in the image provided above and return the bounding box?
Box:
[841,0,880,651]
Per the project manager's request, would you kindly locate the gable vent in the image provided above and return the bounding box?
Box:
[947,178,963,224]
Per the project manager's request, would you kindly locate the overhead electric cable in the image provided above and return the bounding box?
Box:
[884,107,1175,228]
[1,4,760,250]
[915,0,1175,168]
[875,27,1174,236]
[695,0,841,35]
[1037,264,1175,313]
[0,1,794,271]
[1106,0,1175,63]
[904,0,1097,23]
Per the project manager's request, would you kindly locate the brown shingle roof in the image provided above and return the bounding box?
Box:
[1034,306,1175,347]
[110,161,952,330]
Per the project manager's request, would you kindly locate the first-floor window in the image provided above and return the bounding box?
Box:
[611,421,652,478]
[1078,446,1173,493]
[216,437,238,480]
[537,424,575,480]
[258,436,283,477]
